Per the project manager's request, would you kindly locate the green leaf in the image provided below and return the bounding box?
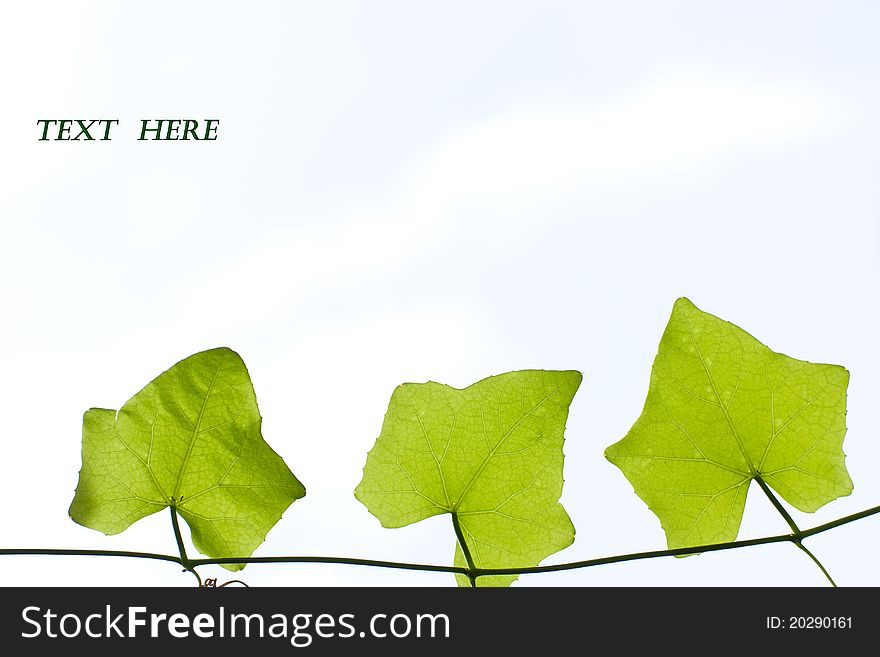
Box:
[69,347,306,570]
[605,298,852,549]
[355,370,581,587]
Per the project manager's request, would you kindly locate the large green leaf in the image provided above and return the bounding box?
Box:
[355,370,581,587]
[606,298,852,549]
[69,347,305,570]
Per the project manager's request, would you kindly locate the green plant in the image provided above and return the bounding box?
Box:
[1,298,876,586]
[68,348,305,575]
[355,370,581,587]
[606,298,851,584]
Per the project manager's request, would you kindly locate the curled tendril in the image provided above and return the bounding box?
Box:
[203,577,249,587]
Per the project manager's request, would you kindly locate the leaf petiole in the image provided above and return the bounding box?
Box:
[169,504,201,586]
[753,475,836,586]
[451,513,477,587]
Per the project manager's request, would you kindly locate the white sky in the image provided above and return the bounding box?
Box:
[0,1,878,586]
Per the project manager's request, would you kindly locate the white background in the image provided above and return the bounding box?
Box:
[0,1,878,587]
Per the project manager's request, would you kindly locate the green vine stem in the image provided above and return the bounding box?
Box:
[2,504,877,585]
